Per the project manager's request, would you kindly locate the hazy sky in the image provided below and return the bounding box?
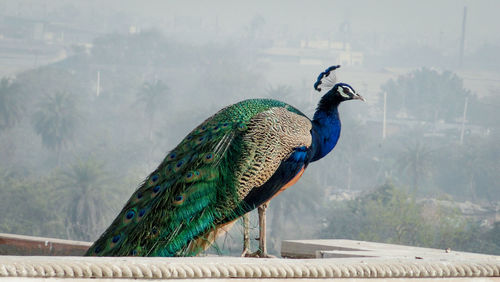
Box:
[117,0,500,48]
[3,0,499,49]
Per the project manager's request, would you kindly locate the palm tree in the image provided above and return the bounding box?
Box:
[136,79,169,141]
[456,138,499,202]
[32,91,80,161]
[58,158,115,241]
[396,141,434,192]
[0,77,23,132]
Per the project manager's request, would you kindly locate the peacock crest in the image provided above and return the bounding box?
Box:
[314,65,341,92]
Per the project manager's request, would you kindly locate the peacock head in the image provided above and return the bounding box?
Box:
[331,83,365,102]
[314,65,365,102]
[314,65,365,111]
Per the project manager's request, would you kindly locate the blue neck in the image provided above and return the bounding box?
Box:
[310,105,341,162]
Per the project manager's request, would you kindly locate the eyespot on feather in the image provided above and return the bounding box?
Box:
[195,136,205,144]
[123,209,136,224]
[237,123,247,131]
[203,153,215,163]
[168,152,177,160]
[152,174,159,182]
[173,160,185,172]
[109,233,122,248]
[138,208,146,217]
[136,208,147,222]
[146,226,160,239]
[149,173,159,185]
[173,194,186,206]
[196,125,208,134]
[151,185,161,197]
[185,170,200,182]
[132,191,143,203]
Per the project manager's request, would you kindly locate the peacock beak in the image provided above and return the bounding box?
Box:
[353,93,366,102]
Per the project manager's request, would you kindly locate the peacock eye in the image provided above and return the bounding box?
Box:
[343,87,350,94]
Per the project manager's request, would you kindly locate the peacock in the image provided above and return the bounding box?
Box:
[85,65,364,257]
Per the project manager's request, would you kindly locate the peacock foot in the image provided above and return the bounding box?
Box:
[242,249,277,258]
[240,247,251,257]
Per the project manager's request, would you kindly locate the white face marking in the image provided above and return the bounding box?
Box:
[338,86,351,98]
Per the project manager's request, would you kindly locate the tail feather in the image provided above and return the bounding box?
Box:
[85,99,300,257]
[186,218,239,255]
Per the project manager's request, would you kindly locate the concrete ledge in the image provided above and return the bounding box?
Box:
[0,255,499,280]
[281,239,500,261]
[0,238,499,280]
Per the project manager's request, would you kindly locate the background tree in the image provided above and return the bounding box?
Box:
[380,68,475,122]
[396,140,434,192]
[57,158,117,241]
[32,91,81,161]
[320,183,500,255]
[0,77,23,132]
[469,89,500,127]
[136,79,169,141]
[448,137,499,202]
[0,167,66,238]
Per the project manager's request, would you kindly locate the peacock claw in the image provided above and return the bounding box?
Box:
[243,249,277,258]
[240,248,251,257]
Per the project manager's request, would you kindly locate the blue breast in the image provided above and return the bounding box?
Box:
[310,109,341,162]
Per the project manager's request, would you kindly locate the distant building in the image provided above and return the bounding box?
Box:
[261,39,363,66]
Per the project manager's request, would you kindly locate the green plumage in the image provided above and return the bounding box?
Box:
[85,99,304,257]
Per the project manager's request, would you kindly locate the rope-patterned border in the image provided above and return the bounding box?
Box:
[0,257,499,279]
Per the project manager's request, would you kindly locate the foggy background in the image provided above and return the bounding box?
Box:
[0,0,499,256]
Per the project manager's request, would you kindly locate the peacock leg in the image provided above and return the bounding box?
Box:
[240,213,251,256]
[258,202,268,255]
[244,202,276,258]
